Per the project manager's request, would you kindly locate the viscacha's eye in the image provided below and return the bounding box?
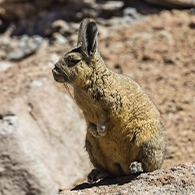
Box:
[70,58,81,64]
[67,56,81,67]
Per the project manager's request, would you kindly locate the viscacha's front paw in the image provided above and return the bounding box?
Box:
[97,123,107,136]
[87,122,107,137]
[87,169,110,184]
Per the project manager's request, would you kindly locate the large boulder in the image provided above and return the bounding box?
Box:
[0,52,90,195]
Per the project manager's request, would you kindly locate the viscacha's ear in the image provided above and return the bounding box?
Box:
[78,19,98,56]
[77,18,91,46]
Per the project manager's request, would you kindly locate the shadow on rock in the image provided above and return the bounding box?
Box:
[71,174,139,191]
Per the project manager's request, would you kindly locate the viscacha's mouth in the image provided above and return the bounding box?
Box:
[52,66,68,83]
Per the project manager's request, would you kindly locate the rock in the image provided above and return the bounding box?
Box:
[0,61,14,71]
[52,33,68,45]
[100,1,124,12]
[0,67,89,195]
[1,0,195,37]
[123,7,144,24]
[145,0,195,8]
[0,0,55,20]
[52,20,75,36]
[8,35,44,61]
[123,7,138,17]
[0,32,44,61]
[0,113,18,135]
[0,0,127,36]
[61,163,195,195]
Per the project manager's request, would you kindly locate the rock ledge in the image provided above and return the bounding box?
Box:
[61,163,195,195]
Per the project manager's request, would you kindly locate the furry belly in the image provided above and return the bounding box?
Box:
[86,130,140,176]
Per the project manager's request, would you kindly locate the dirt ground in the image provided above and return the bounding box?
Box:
[0,8,195,177]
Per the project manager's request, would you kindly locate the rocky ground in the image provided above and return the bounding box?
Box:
[0,1,195,195]
[62,163,195,195]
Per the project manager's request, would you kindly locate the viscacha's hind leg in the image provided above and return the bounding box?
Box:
[137,130,166,172]
[129,161,143,174]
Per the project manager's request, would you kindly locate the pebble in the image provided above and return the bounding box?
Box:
[0,61,13,71]
[0,113,18,135]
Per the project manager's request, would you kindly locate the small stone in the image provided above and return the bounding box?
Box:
[0,113,18,135]
[0,61,13,71]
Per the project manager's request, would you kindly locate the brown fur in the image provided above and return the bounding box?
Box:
[52,19,166,183]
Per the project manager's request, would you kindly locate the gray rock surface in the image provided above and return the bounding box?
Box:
[61,163,195,195]
[0,56,89,195]
[0,31,44,61]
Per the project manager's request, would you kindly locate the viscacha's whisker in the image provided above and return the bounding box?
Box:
[63,72,104,119]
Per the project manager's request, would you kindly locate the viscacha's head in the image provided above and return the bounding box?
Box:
[52,18,101,87]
